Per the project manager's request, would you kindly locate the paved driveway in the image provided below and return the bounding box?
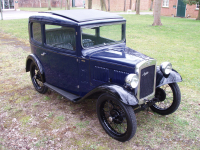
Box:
[0,10,153,20]
[0,10,39,20]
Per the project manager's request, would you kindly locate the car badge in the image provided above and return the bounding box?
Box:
[142,72,149,77]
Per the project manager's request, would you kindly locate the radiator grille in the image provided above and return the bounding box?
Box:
[139,65,155,99]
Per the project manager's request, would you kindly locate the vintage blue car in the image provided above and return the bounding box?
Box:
[26,10,182,142]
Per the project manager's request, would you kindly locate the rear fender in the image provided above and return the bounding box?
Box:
[26,54,44,74]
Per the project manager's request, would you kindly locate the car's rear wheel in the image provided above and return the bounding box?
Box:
[150,83,181,115]
[96,93,137,142]
[30,62,48,94]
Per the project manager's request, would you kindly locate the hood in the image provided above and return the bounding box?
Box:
[86,46,152,69]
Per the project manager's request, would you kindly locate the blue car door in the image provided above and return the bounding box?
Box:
[33,24,79,95]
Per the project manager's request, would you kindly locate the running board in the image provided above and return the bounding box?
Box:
[44,83,81,102]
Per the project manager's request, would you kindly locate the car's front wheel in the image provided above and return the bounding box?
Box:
[30,62,48,94]
[96,93,137,142]
[150,83,181,115]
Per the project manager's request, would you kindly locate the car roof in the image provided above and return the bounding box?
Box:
[41,9,124,23]
[29,10,126,26]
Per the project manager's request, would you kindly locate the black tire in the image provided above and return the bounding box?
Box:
[150,83,181,115]
[30,62,48,94]
[96,93,137,142]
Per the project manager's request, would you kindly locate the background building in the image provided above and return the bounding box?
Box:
[161,0,199,18]
[18,0,84,8]
[1,0,15,10]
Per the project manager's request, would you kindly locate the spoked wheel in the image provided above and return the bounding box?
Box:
[97,93,137,142]
[150,83,181,115]
[30,62,48,94]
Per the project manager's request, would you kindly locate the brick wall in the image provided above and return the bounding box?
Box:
[186,4,199,18]
[161,0,199,18]
[85,0,152,11]
[18,0,72,8]
[75,0,84,7]
[161,0,177,17]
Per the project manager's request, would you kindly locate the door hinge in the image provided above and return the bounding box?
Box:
[77,85,79,89]
[76,32,77,35]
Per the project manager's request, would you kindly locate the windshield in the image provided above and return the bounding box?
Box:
[81,23,125,48]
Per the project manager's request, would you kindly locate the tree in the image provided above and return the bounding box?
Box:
[48,0,51,10]
[152,0,162,26]
[88,0,92,9]
[124,0,126,12]
[150,0,153,11]
[129,0,132,9]
[183,0,200,20]
[108,0,110,11]
[100,0,107,11]
[60,0,63,9]
[39,0,41,8]
[136,0,140,14]
[0,0,3,20]
[65,0,70,10]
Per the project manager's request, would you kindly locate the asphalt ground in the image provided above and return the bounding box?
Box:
[0,10,39,20]
[0,10,153,20]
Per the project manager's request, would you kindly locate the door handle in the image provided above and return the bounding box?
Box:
[41,52,46,56]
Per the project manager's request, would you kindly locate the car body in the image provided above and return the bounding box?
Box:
[26,9,182,142]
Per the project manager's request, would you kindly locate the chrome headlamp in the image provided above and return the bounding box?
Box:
[160,62,172,75]
[125,74,139,88]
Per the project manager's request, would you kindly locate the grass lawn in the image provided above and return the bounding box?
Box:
[0,15,200,149]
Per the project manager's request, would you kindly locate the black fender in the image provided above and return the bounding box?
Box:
[26,54,44,74]
[156,66,182,88]
[79,84,139,106]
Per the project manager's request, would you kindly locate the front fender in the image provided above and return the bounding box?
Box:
[156,66,182,87]
[80,84,138,106]
[26,54,44,74]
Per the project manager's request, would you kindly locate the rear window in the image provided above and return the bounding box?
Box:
[32,23,42,43]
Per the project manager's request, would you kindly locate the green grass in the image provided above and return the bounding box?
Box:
[0,15,199,91]
[0,15,200,149]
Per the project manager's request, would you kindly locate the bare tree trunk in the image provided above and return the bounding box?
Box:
[100,0,103,10]
[130,0,132,9]
[48,0,51,10]
[39,0,41,8]
[88,0,92,9]
[100,0,107,11]
[103,0,107,11]
[108,0,110,11]
[60,0,63,9]
[136,0,140,14]
[135,0,137,11]
[124,0,126,12]
[150,0,153,11]
[65,0,70,10]
[152,0,162,26]
[197,9,200,20]
[0,0,3,20]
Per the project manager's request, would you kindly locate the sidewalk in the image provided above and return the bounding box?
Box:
[116,11,153,15]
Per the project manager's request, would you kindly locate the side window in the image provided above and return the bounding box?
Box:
[45,25,76,51]
[32,23,42,43]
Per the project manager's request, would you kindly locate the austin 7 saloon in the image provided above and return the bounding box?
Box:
[26,10,182,142]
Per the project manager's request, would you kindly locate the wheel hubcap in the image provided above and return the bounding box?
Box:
[110,109,123,124]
